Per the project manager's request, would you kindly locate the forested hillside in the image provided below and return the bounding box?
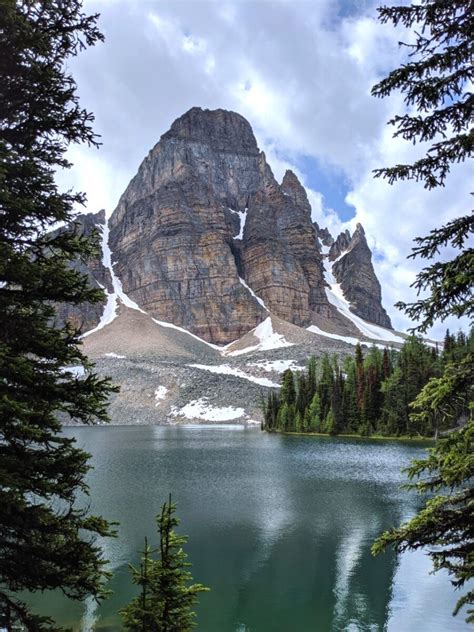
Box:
[263,330,473,438]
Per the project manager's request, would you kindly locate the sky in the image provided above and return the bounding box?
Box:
[59,0,472,339]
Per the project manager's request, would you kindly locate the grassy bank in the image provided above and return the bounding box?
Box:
[268,429,436,445]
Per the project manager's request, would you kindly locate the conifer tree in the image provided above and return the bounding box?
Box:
[382,348,392,380]
[380,368,407,436]
[354,343,365,413]
[318,355,334,421]
[121,496,209,631]
[341,362,359,432]
[371,0,474,621]
[307,356,318,399]
[280,369,296,406]
[308,393,322,432]
[0,1,116,627]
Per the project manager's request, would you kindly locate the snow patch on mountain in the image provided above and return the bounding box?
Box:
[154,386,168,404]
[233,207,248,240]
[151,318,223,351]
[189,363,279,387]
[324,264,404,344]
[82,220,144,338]
[247,359,300,373]
[225,317,294,356]
[170,398,246,421]
[239,277,269,311]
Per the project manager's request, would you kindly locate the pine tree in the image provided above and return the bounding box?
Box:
[372,1,473,331]
[380,368,407,436]
[354,343,365,413]
[121,496,209,631]
[308,393,322,433]
[277,402,291,432]
[331,367,344,434]
[280,369,296,406]
[295,410,303,433]
[341,361,360,433]
[318,355,334,421]
[382,348,392,381]
[371,0,474,621]
[307,356,318,400]
[0,2,117,627]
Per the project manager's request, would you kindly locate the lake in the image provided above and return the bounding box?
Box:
[29,425,470,631]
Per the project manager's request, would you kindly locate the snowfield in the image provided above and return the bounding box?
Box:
[154,386,168,405]
[239,277,269,311]
[226,317,294,356]
[247,359,300,373]
[170,398,246,421]
[323,263,405,345]
[189,363,280,387]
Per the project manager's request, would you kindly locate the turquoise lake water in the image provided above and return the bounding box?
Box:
[28,425,470,631]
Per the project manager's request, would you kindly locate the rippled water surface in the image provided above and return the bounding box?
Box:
[31,425,470,630]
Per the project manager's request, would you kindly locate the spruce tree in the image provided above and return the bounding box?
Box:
[380,368,408,436]
[308,393,322,433]
[121,496,209,631]
[0,1,116,627]
[341,361,360,433]
[280,369,296,406]
[371,0,474,621]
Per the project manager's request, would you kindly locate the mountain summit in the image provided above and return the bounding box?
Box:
[65,107,394,345]
[57,108,406,424]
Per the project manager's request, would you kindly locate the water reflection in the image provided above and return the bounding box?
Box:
[25,426,469,631]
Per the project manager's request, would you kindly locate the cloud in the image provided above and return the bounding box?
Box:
[62,0,470,339]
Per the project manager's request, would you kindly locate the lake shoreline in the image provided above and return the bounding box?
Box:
[65,421,436,444]
[269,429,436,444]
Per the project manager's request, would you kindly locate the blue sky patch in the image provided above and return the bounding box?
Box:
[295,155,356,222]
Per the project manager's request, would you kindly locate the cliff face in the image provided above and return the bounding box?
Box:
[56,107,394,343]
[332,224,392,328]
[108,107,331,343]
[54,210,112,331]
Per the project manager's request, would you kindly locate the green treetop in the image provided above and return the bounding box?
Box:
[121,496,209,631]
[370,0,474,622]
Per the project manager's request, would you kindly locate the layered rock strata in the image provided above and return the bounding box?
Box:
[55,107,394,344]
[54,210,112,331]
[108,107,331,343]
[332,224,392,328]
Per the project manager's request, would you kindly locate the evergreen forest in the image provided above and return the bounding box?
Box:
[263,330,473,438]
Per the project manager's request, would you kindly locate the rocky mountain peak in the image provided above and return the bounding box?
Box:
[58,107,396,343]
[161,107,260,156]
[313,222,334,248]
[328,229,351,261]
[332,224,392,329]
[280,170,311,209]
[353,222,365,237]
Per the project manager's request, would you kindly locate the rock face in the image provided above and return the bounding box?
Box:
[108,107,331,343]
[332,224,392,328]
[54,210,112,331]
[313,222,334,248]
[328,230,351,261]
[57,107,393,343]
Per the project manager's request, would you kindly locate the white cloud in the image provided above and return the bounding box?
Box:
[62,0,470,339]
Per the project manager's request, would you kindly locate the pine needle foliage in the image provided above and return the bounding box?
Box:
[371,1,474,622]
[371,0,473,333]
[0,1,117,628]
[121,496,209,631]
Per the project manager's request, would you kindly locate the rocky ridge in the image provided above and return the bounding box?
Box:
[57,107,408,424]
[108,109,333,343]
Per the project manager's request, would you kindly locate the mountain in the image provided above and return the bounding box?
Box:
[315,223,392,329]
[58,107,408,424]
[107,107,333,344]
